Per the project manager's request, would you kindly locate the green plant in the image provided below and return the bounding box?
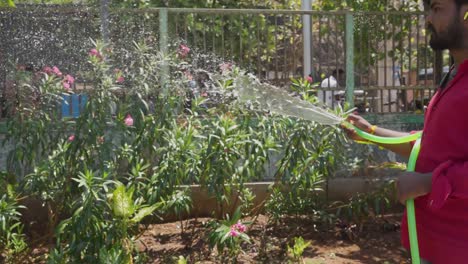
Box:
[237,187,255,214]
[1,32,403,263]
[208,207,251,263]
[0,172,27,262]
[50,171,161,263]
[174,255,188,264]
[334,179,397,231]
[287,236,311,264]
[0,196,27,261]
[163,189,192,234]
[290,77,319,104]
[264,118,346,219]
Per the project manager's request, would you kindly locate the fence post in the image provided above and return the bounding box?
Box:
[100,0,110,44]
[345,10,355,108]
[159,8,169,96]
[302,0,312,77]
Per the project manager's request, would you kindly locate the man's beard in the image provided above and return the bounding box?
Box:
[428,18,463,50]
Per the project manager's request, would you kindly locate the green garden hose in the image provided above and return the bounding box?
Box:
[350,124,422,264]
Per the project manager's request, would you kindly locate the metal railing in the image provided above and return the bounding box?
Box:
[0,6,448,117]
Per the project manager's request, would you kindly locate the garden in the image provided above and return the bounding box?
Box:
[0,39,411,264]
[0,1,430,263]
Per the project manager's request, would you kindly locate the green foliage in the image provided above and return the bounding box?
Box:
[313,0,426,78]
[0,172,27,262]
[163,189,192,233]
[2,33,400,262]
[287,236,311,264]
[175,255,188,264]
[335,179,396,223]
[263,117,348,219]
[208,207,251,262]
[49,171,160,263]
[290,77,319,104]
[0,0,16,7]
[315,0,421,11]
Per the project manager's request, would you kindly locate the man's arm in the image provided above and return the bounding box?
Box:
[428,160,468,209]
[371,126,414,158]
[397,160,468,208]
[343,114,414,159]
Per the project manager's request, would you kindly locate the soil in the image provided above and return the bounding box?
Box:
[15,214,410,264]
[136,214,409,264]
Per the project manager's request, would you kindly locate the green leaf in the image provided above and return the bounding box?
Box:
[220,228,231,244]
[112,185,135,218]
[130,203,162,223]
[0,0,15,7]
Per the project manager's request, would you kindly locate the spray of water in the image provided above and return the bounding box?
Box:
[235,74,344,125]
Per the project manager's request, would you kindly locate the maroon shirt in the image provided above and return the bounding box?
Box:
[401,60,468,263]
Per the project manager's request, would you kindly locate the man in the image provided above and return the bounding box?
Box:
[344,0,468,263]
[319,69,344,108]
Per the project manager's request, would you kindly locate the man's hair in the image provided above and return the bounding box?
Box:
[455,0,468,6]
[425,0,468,8]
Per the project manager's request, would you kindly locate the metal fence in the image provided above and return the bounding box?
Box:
[0,5,449,117]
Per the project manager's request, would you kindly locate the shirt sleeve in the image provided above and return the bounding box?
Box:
[428,160,468,210]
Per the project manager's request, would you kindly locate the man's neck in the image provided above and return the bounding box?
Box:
[449,49,468,69]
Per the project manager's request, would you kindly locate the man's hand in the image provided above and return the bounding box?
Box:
[341,113,372,142]
[396,172,432,204]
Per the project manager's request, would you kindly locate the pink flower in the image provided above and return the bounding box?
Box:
[42,66,53,75]
[178,44,190,58]
[306,76,313,83]
[63,81,71,90]
[201,92,208,97]
[89,48,103,60]
[65,74,75,84]
[219,62,232,72]
[233,222,246,233]
[89,48,99,56]
[62,74,75,90]
[52,66,62,77]
[124,114,134,126]
[229,229,240,237]
[114,69,124,83]
[68,135,75,142]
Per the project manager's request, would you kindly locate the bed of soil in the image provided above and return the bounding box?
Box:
[9,213,410,264]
